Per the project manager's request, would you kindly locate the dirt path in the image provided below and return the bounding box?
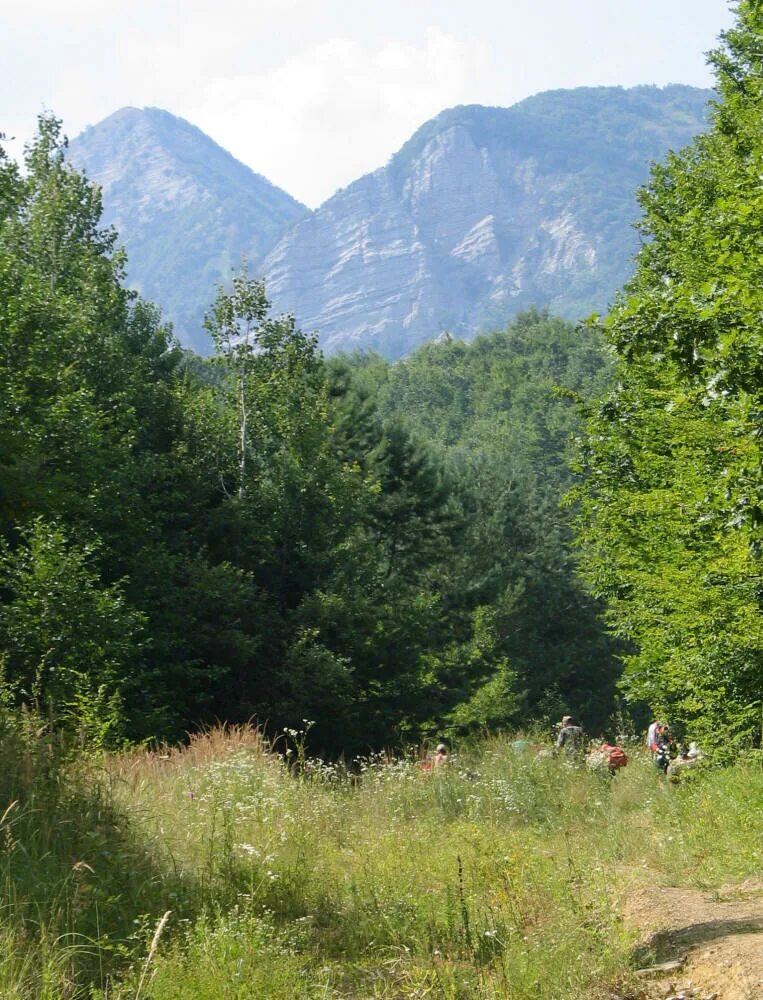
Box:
[623,880,763,999]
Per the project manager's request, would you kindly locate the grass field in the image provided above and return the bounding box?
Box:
[0,713,760,999]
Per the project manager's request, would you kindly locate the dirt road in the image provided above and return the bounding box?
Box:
[623,881,763,999]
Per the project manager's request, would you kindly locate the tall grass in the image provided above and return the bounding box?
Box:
[0,708,185,997]
[0,718,760,998]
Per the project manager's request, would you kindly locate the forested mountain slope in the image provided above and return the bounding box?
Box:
[335,309,621,728]
[68,108,306,351]
[263,85,713,358]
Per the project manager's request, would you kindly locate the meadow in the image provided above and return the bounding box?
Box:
[0,714,760,999]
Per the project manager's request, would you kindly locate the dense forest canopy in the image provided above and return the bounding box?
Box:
[1,0,761,754]
[0,116,621,752]
[572,0,763,749]
[332,315,622,731]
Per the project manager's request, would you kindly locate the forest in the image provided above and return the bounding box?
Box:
[0,129,620,756]
[1,2,761,760]
[0,4,761,998]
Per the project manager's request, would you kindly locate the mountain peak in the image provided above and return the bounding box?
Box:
[69,108,306,352]
[261,84,713,358]
[69,86,712,356]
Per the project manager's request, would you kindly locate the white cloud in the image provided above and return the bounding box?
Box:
[187,29,482,207]
[2,0,732,202]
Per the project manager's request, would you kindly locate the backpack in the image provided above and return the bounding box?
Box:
[558,724,584,751]
[601,743,628,770]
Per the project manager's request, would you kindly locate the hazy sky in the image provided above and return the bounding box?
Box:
[4,0,734,207]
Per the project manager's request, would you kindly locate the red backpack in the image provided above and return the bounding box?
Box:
[601,743,628,770]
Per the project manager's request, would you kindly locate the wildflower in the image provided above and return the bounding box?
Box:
[235,843,259,856]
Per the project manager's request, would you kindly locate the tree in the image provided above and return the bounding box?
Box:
[573,1,763,747]
[352,311,621,733]
[204,270,324,497]
[0,520,143,745]
[0,116,257,741]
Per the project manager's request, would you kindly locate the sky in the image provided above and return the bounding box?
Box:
[3,0,735,208]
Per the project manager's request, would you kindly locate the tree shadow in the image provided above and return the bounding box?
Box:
[0,714,203,993]
[632,917,763,967]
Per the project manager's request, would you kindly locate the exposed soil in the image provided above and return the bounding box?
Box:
[623,880,763,999]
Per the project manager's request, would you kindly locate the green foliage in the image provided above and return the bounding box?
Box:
[123,911,324,1000]
[4,114,513,753]
[341,310,621,733]
[311,356,519,750]
[0,520,142,745]
[573,0,763,747]
[0,115,249,741]
[0,707,188,997]
[443,609,521,735]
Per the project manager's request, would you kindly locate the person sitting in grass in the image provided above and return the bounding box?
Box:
[420,743,450,772]
[666,741,703,780]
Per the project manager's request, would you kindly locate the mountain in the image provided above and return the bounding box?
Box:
[68,108,307,352]
[69,88,712,357]
[262,85,713,358]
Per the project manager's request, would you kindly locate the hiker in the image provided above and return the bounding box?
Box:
[432,743,449,768]
[649,722,671,752]
[650,723,674,773]
[555,715,583,756]
[647,720,670,753]
[666,741,703,780]
[646,720,661,749]
[598,741,628,775]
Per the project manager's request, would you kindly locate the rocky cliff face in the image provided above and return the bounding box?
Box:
[262,86,712,358]
[69,108,306,352]
[68,88,711,357]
